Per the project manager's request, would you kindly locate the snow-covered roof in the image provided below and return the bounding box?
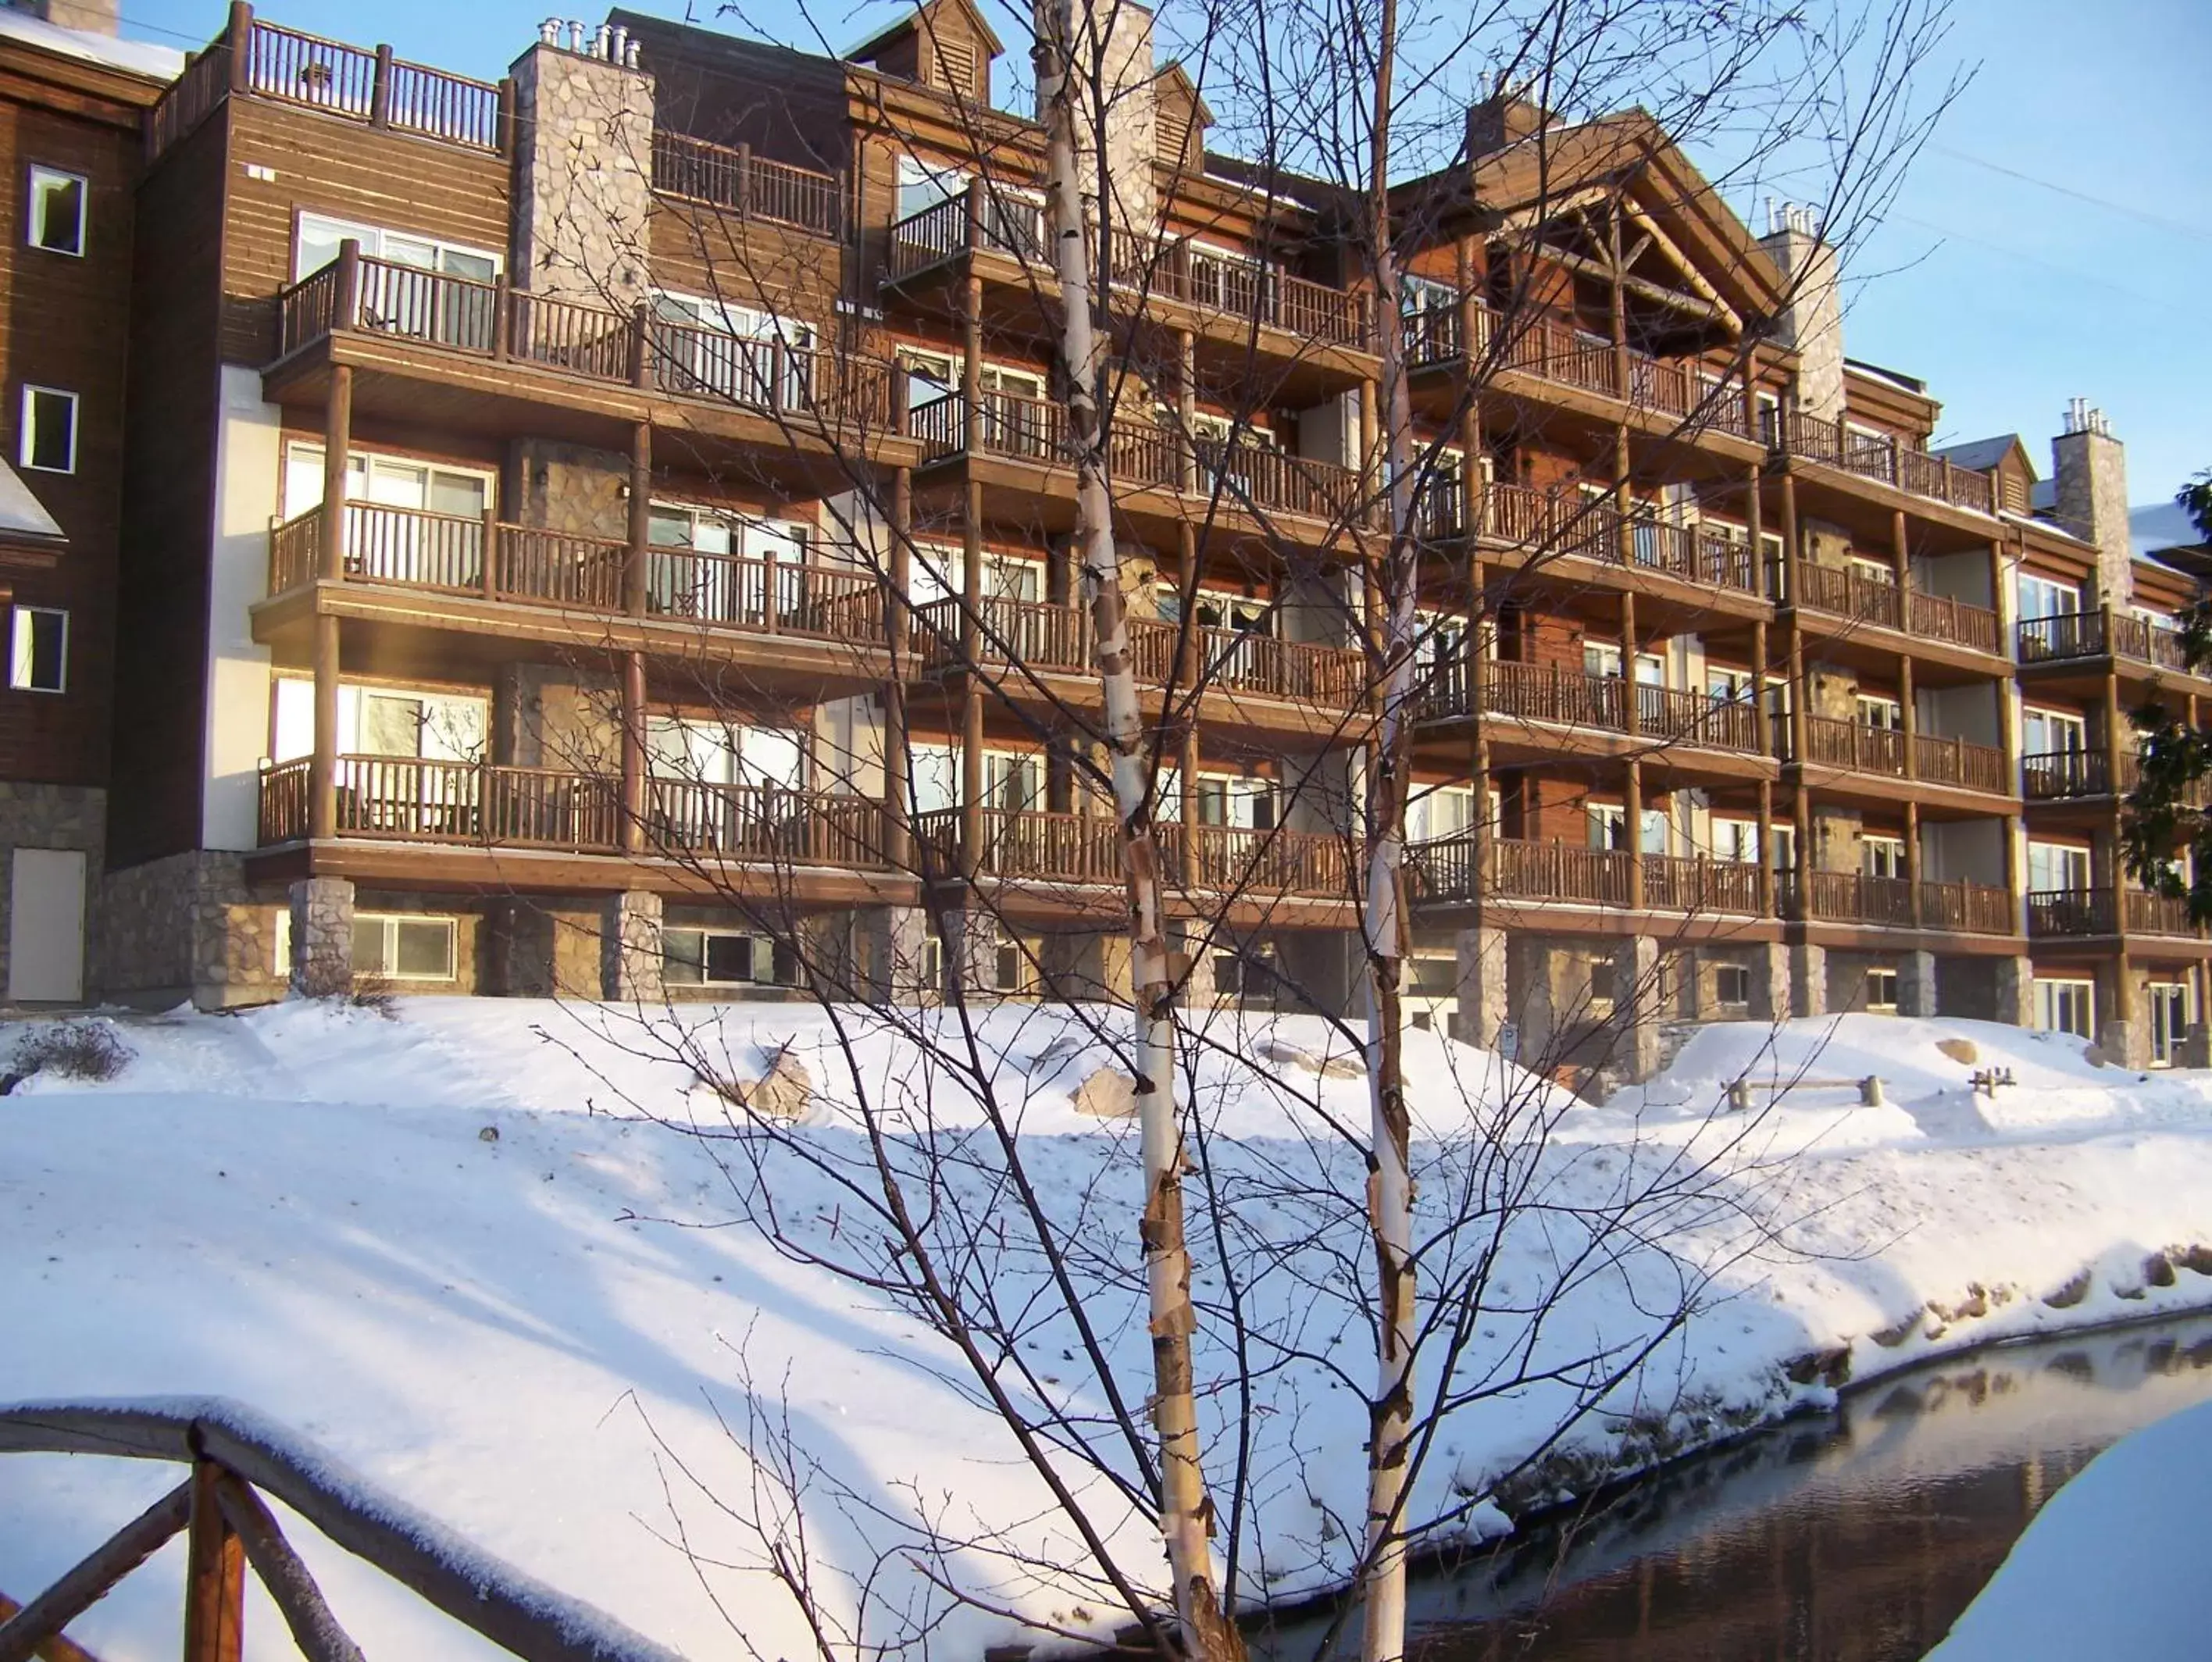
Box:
[1844,356,1926,395]
[1932,434,2025,476]
[0,458,64,549]
[0,8,184,82]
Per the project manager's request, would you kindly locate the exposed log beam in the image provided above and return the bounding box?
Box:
[0,1482,191,1662]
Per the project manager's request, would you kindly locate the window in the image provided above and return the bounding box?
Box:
[1588,803,1627,851]
[1708,666,1756,704]
[20,385,75,473]
[1213,944,1277,1000]
[2150,983,2191,1068]
[2022,707,2088,756]
[651,291,814,405]
[1584,640,1624,679]
[1862,834,1905,880]
[294,213,500,283]
[1754,391,1781,445]
[9,607,66,693]
[27,166,85,256]
[664,928,794,988]
[895,156,967,223]
[2027,841,2092,893]
[647,502,808,623]
[1864,968,1899,1013]
[1711,818,1762,864]
[1407,783,1475,843]
[897,347,958,419]
[1849,555,1896,587]
[2035,977,2095,1039]
[2017,572,2082,623]
[1195,774,1276,829]
[271,678,486,763]
[352,913,457,981]
[1714,963,1750,1006]
[1856,694,1903,731]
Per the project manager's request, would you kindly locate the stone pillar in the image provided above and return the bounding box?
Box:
[1748,941,1791,1023]
[857,904,933,1004]
[2178,1024,2212,1069]
[1610,934,1661,1083]
[940,907,999,998]
[601,890,664,1003]
[1898,949,1939,1018]
[1993,956,2035,1028]
[2099,1018,2146,1070]
[509,37,656,312]
[287,876,355,997]
[1451,925,1507,1049]
[1789,940,1827,1018]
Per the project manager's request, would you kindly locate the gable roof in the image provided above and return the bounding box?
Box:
[845,0,1005,65]
[0,458,66,558]
[1935,434,2032,477]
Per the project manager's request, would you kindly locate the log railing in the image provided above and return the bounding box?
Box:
[2026,888,2114,939]
[643,783,887,868]
[969,808,1126,886]
[1780,410,1999,516]
[930,808,1347,899]
[1912,732,2010,794]
[1107,232,1372,349]
[2022,747,2135,800]
[1794,562,1903,630]
[649,130,842,237]
[264,503,884,644]
[272,254,890,428]
[1454,661,1763,754]
[1907,588,2003,654]
[887,192,1047,279]
[1640,852,1765,915]
[1475,483,1759,593]
[2128,889,2201,938]
[257,756,311,844]
[1803,715,1906,776]
[146,30,233,159]
[1493,839,1634,907]
[0,1397,680,1662]
[1781,871,2014,933]
[2017,605,2192,672]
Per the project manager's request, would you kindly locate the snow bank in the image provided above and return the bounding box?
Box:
[1930,1395,2212,1660]
[5,1000,2212,1659]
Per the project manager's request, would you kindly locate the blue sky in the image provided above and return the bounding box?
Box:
[123,0,2212,517]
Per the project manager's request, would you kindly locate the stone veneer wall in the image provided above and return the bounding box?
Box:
[510,42,655,313]
[96,849,290,1010]
[0,783,106,1001]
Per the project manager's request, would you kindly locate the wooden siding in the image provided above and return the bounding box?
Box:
[220,98,512,366]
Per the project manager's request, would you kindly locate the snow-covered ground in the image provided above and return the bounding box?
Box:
[1931,1393,2212,1660]
[5,998,2212,1659]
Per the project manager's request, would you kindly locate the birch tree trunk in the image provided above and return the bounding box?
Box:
[1358,0,1418,1654]
[1038,4,1240,1657]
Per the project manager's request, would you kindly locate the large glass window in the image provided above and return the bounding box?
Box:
[2026,841,2092,893]
[2150,983,2192,1067]
[8,606,66,693]
[351,913,458,981]
[27,166,85,256]
[2017,572,2082,622]
[2035,977,2095,1039]
[20,384,75,473]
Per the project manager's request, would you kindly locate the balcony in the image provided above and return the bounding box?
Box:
[1403,307,1753,438]
[1777,411,2000,519]
[649,130,842,240]
[273,251,894,434]
[913,594,1368,709]
[886,196,1372,355]
[1419,482,1762,596]
[2023,747,2136,801]
[1408,836,1765,915]
[149,9,505,163]
[1789,564,2003,655]
[265,501,887,647]
[258,757,891,870]
[908,390,1370,530]
[1800,716,2010,794]
[2026,889,2205,940]
[1422,660,1767,758]
[2018,607,2193,675]
[1780,871,2014,934]
[913,808,1350,903]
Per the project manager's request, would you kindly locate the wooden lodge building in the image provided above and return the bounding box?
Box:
[0,0,2205,1076]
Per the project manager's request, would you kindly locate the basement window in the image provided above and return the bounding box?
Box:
[8,606,66,693]
[352,913,457,982]
[1864,968,1899,1014]
[665,928,794,987]
[1714,963,1750,1007]
[27,166,85,256]
[19,385,76,473]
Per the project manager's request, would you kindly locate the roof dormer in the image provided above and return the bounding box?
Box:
[848,0,1003,105]
[1154,60,1212,172]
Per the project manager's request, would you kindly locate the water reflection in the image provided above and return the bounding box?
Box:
[1258,1316,2212,1661]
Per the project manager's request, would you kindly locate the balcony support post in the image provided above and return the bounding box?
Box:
[225,2,253,93]
[1786,621,1808,766]
[619,651,647,857]
[883,464,914,873]
[1624,758,1645,911]
[2003,811,2026,938]
[183,1458,244,1662]
[1176,329,1197,494]
[369,43,393,128]
[1890,505,1911,589]
[1179,720,1201,893]
[1900,654,1917,779]
[480,508,498,602]
[1746,465,1767,597]
[320,360,352,582]
[626,421,650,617]
[1618,590,1639,740]
[1779,472,1802,607]
[1906,799,1922,927]
[309,612,338,843]
[1474,733,1494,898]
[960,476,985,884]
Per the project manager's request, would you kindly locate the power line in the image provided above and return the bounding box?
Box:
[1888,211,2180,309]
[1932,144,2212,245]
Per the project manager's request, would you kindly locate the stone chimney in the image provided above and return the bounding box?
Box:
[1757,202,1843,426]
[1465,84,1548,156]
[2053,398,2132,607]
[13,0,120,34]
[509,20,656,312]
[1037,0,1159,235]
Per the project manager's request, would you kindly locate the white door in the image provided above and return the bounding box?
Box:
[9,847,84,1001]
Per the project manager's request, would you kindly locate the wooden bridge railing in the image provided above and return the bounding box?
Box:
[0,1398,680,1662]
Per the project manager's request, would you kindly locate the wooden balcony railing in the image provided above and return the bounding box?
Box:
[149,9,506,162]
[1781,871,2014,933]
[1493,839,1633,907]
[266,501,887,643]
[649,130,842,237]
[1406,836,1765,915]
[1779,410,1999,517]
[1639,852,1765,915]
[273,251,892,430]
[1794,562,1903,630]
[0,1398,679,1662]
[258,755,890,869]
[1470,483,1759,593]
[1447,660,1764,754]
[2026,888,2114,938]
[917,807,1347,900]
[1907,588,2004,654]
[1108,232,1372,349]
[909,391,1368,526]
[2022,747,2135,800]
[2017,605,2193,672]
[1912,732,2011,794]
[2128,889,2201,937]
[1801,715,2007,792]
[887,192,1047,280]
